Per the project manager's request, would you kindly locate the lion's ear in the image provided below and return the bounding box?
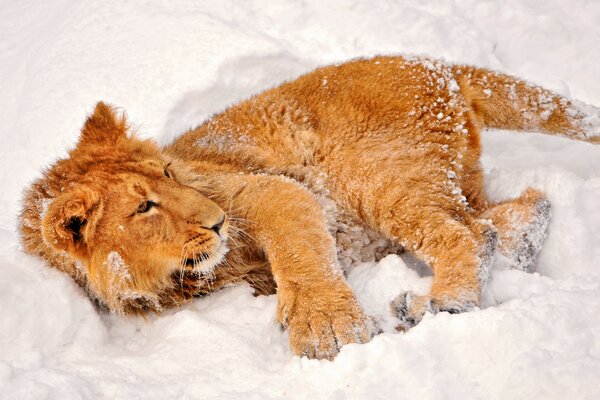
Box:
[80,101,128,145]
[41,185,103,257]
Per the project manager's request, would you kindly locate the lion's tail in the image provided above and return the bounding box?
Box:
[454,65,600,143]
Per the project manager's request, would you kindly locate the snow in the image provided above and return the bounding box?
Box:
[2,0,600,399]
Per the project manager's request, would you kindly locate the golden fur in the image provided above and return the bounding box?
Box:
[19,55,599,359]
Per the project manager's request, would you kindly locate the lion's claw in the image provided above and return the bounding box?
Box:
[290,318,371,360]
[391,291,425,332]
[290,309,373,360]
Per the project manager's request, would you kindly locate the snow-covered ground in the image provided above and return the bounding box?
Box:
[2,1,600,399]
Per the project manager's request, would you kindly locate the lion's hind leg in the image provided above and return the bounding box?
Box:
[482,188,551,273]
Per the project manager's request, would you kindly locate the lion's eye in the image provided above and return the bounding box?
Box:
[164,163,173,179]
[137,200,157,214]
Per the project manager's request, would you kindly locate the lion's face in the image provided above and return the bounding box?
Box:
[39,103,229,312]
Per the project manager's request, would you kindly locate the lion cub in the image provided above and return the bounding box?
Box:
[19,56,599,359]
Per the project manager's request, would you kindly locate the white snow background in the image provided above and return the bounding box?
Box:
[2,1,600,399]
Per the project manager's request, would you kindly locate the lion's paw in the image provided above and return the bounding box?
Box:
[391,291,478,332]
[278,283,375,360]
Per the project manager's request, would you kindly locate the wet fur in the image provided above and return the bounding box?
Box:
[19,55,600,359]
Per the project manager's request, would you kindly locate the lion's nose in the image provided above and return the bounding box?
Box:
[205,215,225,236]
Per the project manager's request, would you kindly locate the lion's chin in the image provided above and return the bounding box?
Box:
[184,242,229,275]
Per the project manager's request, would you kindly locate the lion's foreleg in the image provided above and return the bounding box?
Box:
[349,173,498,330]
[225,175,374,359]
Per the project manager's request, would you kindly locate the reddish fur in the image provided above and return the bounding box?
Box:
[19,56,599,359]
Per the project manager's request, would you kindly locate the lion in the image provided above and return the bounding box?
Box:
[19,55,600,360]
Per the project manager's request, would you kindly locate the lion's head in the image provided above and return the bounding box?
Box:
[19,103,231,313]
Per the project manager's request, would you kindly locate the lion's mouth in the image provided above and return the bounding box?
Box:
[182,242,229,274]
[184,254,210,267]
